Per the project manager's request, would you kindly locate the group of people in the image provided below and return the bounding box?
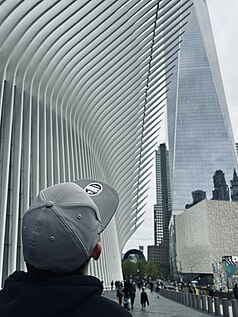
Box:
[171,281,238,300]
[116,279,150,310]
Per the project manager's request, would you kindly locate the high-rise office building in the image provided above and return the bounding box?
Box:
[148,144,171,269]
[154,144,172,247]
[166,0,238,212]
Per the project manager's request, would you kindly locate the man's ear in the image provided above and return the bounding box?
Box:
[92,241,102,261]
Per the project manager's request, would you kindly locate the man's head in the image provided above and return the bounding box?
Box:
[22,180,119,275]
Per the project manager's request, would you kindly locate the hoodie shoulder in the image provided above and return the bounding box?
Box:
[70,293,131,317]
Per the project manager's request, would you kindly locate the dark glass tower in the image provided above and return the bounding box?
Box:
[148,144,171,269]
[154,144,172,247]
[166,0,238,212]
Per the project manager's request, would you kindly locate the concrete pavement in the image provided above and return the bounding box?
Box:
[103,290,208,316]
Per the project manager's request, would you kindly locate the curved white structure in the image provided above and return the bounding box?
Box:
[0,0,191,286]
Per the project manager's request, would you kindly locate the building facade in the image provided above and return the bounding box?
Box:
[148,143,172,269]
[175,200,238,276]
[0,1,192,286]
[166,0,238,213]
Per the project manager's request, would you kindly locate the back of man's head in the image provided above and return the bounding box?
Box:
[22,180,119,275]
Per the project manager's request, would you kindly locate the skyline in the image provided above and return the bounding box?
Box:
[123,0,238,256]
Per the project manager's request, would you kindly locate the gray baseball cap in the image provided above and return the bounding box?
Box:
[22,180,119,274]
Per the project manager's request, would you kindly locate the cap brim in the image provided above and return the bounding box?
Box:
[73,179,119,232]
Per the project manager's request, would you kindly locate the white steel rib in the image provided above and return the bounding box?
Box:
[0,0,191,286]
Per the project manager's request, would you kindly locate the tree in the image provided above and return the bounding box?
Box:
[122,259,161,280]
[145,260,160,279]
[122,259,137,279]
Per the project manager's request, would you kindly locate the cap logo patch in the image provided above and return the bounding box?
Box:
[85,183,103,196]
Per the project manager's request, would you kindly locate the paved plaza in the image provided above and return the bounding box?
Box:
[103,290,208,317]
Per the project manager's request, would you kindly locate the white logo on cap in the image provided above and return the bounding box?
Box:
[85,183,103,196]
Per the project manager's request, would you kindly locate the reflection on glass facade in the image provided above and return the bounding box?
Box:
[167,0,238,211]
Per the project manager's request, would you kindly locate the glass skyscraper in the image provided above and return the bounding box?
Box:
[166,0,238,212]
[154,144,172,247]
[148,144,172,269]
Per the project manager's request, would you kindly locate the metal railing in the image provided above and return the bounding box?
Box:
[160,288,238,317]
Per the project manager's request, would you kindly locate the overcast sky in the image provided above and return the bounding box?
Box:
[123,0,238,257]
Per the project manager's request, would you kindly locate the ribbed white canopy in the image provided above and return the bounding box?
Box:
[0,0,192,286]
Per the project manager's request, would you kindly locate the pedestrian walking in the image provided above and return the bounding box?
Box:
[233,283,238,300]
[129,282,136,309]
[123,295,131,311]
[189,285,193,294]
[140,287,149,310]
[155,282,160,298]
[0,180,131,317]
[117,285,124,306]
[208,285,214,301]
[149,280,154,292]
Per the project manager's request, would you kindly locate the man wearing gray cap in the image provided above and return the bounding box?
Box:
[0,180,131,317]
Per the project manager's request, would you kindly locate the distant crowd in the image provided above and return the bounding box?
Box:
[110,277,163,311]
[109,278,238,311]
[164,280,238,300]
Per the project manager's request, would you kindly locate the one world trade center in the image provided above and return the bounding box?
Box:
[166,0,238,212]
